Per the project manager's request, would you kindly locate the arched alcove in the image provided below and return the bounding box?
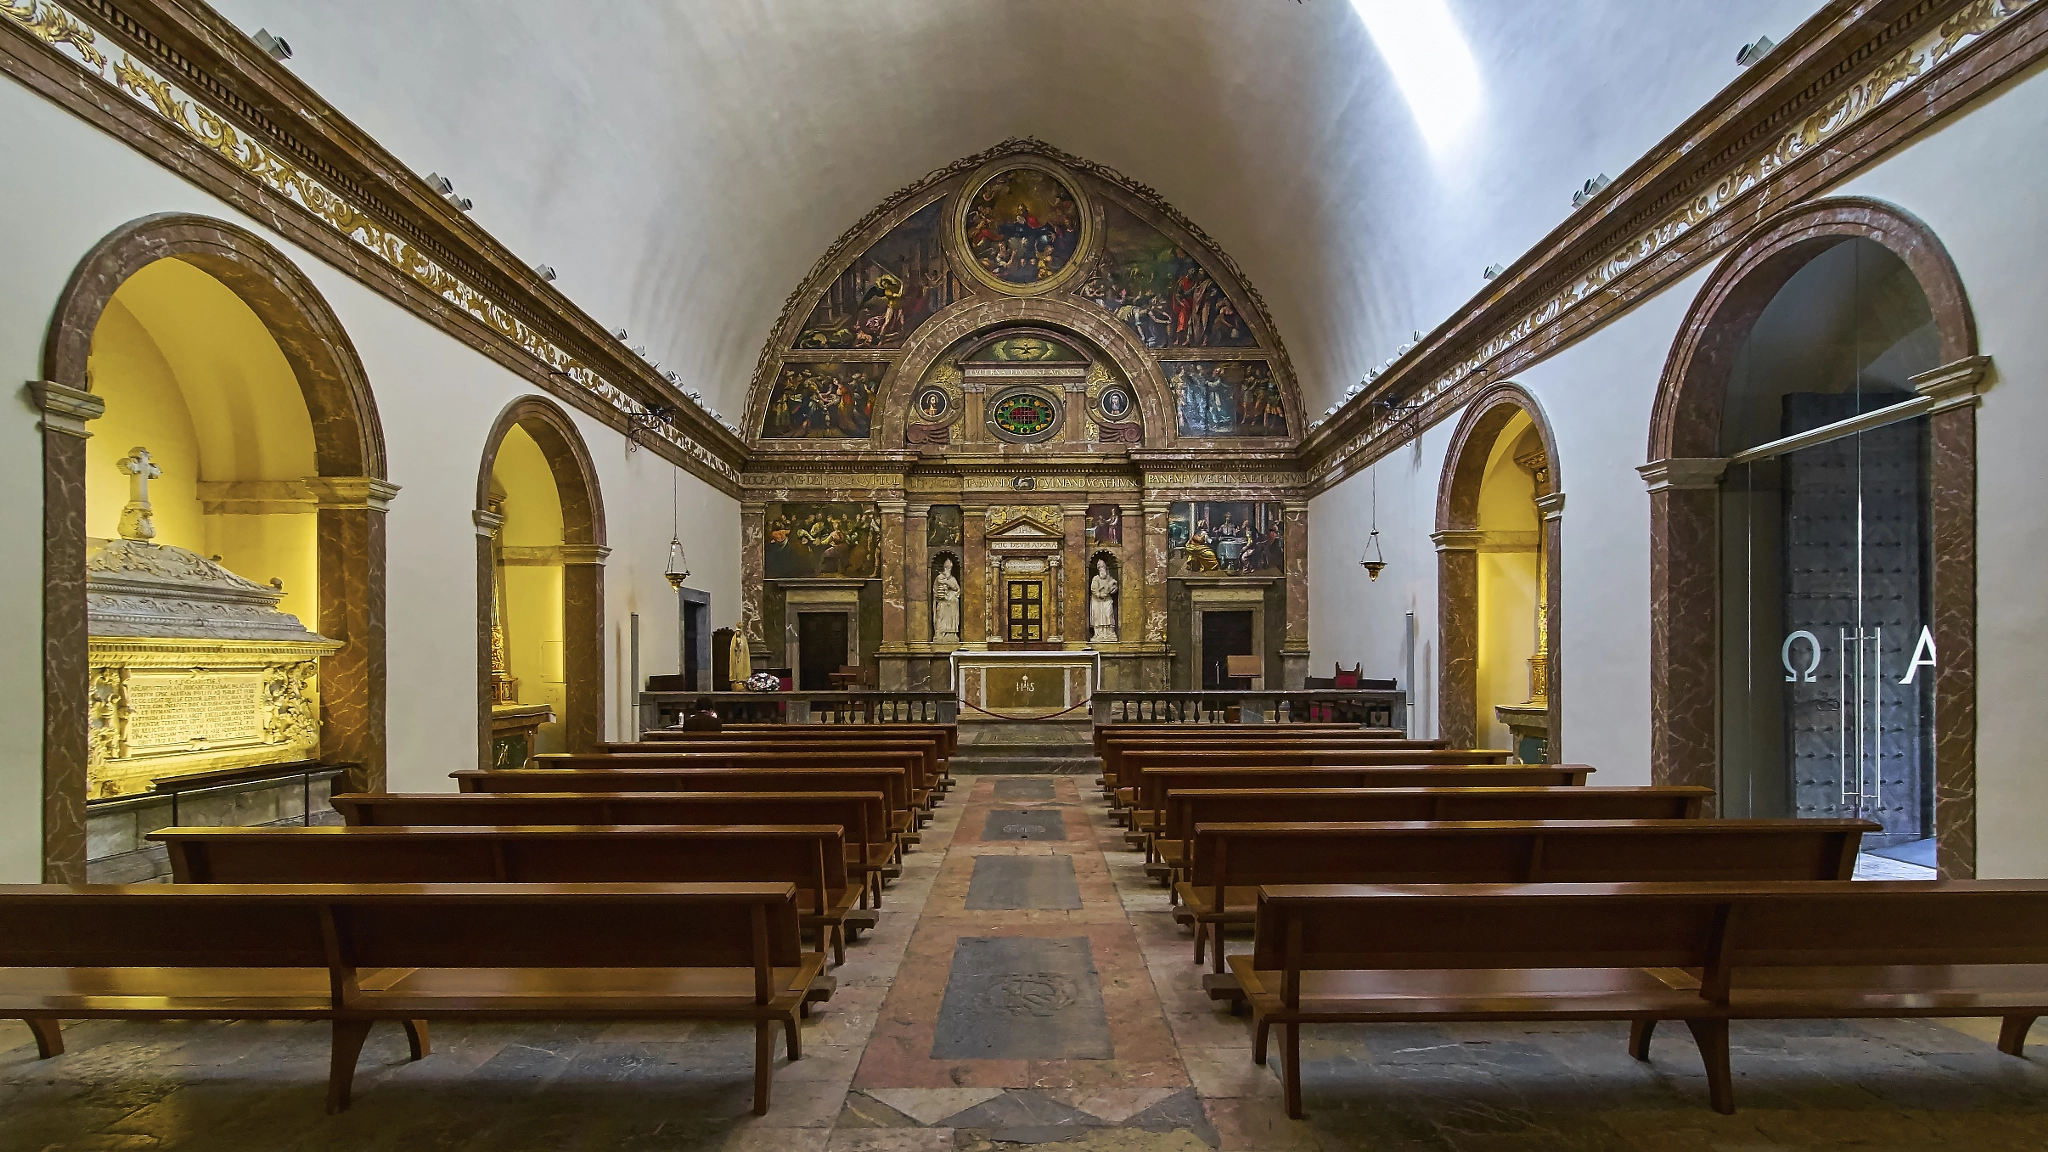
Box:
[1648,197,1982,874]
[475,397,608,767]
[1435,383,1562,759]
[39,214,388,882]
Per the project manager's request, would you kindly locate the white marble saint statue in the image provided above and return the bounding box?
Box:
[1089,559,1119,644]
[932,558,961,642]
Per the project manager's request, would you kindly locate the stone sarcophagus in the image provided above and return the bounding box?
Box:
[87,537,341,799]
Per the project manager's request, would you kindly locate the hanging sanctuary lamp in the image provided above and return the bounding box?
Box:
[1359,470,1387,580]
[664,468,691,590]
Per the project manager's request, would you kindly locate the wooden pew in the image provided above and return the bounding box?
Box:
[1153,785,1713,877]
[1130,764,1588,853]
[536,748,935,833]
[1100,735,1447,801]
[1109,745,1508,822]
[1235,880,2048,1118]
[691,722,960,760]
[152,824,862,966]
[454,767,915,844]
[0,882,823,1115]
[334,790,896,913]
[595,740,945,817]
[1183,817,1872,973]
[1093,722,1386,755]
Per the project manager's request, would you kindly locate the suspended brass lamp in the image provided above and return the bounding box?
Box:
[664,468,690,590]
[1359,470,1387,580]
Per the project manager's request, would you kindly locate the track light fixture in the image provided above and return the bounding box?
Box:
[1736,36,1775,67]
[532,264,556,282]
[253,29,291,61]
[1483,264,1504,280]
[1570,174,1611,210]
[422,172,471,211]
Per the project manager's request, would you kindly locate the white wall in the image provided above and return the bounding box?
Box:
[0,78,738,878]
[1311,66,2048,871]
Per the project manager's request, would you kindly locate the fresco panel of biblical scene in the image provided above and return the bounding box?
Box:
[1168,501,1284,576]
[963,168,1082,287]
[1076,202,1254,348]
[760,362,884,439]
[795,200,963,349]
[1166,360,1285,437]
[764,503,884,579]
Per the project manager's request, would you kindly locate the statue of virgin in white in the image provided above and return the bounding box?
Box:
[931,557,962,642]
[1089,558,1119,644]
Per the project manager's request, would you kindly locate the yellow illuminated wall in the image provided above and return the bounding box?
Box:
[85,258,320,627]
[491,424,568,753]
[1475,412,1540,751]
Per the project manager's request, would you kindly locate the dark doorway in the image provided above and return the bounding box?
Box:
[679,588,710,692]
[1201,611,1255,690]
[797,612,849,691]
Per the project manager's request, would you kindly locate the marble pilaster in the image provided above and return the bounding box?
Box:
[1141,501,1170,643]
[878,499,908,646]
[1432,529,1482,750]
[1639,460,1726,805]
[472,508,504,771]
[34,381,103,883]
[904,503,932,644]
[1538,491,1567,763]
[560,543,610,751]
[1118,505,1143,643]
[1280,502,1310,689]
[1062,505,1088,647]
[963,507,988,644]
[740,502,766,660]
[306,476,400,793]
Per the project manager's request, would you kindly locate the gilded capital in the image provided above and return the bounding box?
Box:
[1637,458,1727,493]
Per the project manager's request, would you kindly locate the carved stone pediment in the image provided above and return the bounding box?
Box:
[984,506,1064,540]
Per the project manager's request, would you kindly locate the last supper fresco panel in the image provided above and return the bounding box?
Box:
[1168,501,1284,576]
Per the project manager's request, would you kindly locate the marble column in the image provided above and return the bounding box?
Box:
[963,507,987,644]
[306,476,399,794]
[34,381,103,883]
[1639,459,1727,803]
[1281,502,1310,689]
[472,508,504,771]
[561,543,610,751]
[1537,492,1567,763]
[904,503,932,644]
[1915,356,1991,879]
[1062,504,1088,647]
[740,502,766,662]
[1142,501,1170,643]
[1432,529,1482,749]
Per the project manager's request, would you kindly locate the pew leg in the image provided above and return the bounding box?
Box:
[1628,1019,1655,1061]
[833,925,847,968]
[1281,1022,1303,1120]
[1251,1013,1269,1066]
[752,1019,775,1116]
[785,1011,804,1061]
[1211,923,1227,975]
[402,1019,431,1061]
[1684,1018,1734,1114]
[1998,1015,2037,1057]
[327,1019,375,1115]
[26,1018,63,1059]
[1193,919,1207,966]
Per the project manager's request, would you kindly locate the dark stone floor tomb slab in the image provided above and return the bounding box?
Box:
[981,807,1066,841]
[965,855,1084,910]
[992,777,1058,802]
[930,936,1112,1060]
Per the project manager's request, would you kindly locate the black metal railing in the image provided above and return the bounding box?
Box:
[639,690,957,732]
[1090,690,1407,731]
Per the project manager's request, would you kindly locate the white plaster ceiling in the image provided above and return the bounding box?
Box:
[207,0,1825,425]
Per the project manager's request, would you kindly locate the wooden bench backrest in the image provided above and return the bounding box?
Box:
[332,791,889,850]
[1139,765,1590,819]
[597,740,940,786]
[152,826,852,911]
[1105,738,1454,784]
[534,749,924,791]
[452,768,910,811]
[1191,820,1872,892]
[703,723,959,756]
[1093,723,1382,754]
[1117,746,1512,789]
[1164,786,1712,843]
[1251,880,2048,1002]
[0,883,805,999]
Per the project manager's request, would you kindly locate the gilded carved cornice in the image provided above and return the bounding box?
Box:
[1301,0,2044,491]
[0,0,745,492]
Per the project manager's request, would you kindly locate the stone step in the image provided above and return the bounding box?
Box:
[951,754,1098,775]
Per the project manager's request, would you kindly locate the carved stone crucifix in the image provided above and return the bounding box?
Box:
[116,446,161,542]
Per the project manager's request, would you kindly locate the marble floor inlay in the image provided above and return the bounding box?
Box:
[3,772,2047,1150]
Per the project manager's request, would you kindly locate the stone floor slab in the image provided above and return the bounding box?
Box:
[930,936,1113,1060]
[965,854,1085,910]
[981,807,1068,842]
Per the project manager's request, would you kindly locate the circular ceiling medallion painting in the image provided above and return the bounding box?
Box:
[956,161,1091,296]
[987,386,1064,443]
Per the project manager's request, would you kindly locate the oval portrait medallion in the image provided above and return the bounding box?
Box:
[913,385,953,423]
[956,162,1091,296]
[987,387,1063,443]
[1096,384,1133,422]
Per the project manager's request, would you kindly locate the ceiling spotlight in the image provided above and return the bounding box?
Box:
[663,370,680,384]
[424,172,454,196]
[532,263,557,282]
[1736,35,1775,67]
[1570,174,1612,210]
[1483,264,1504,279]
[253,28,292,61]
[613,329,629,341]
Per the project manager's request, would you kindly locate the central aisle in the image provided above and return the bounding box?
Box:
[834,773,1223,1145]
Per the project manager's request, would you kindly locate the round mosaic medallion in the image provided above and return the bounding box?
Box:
[987,387,1063,443]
